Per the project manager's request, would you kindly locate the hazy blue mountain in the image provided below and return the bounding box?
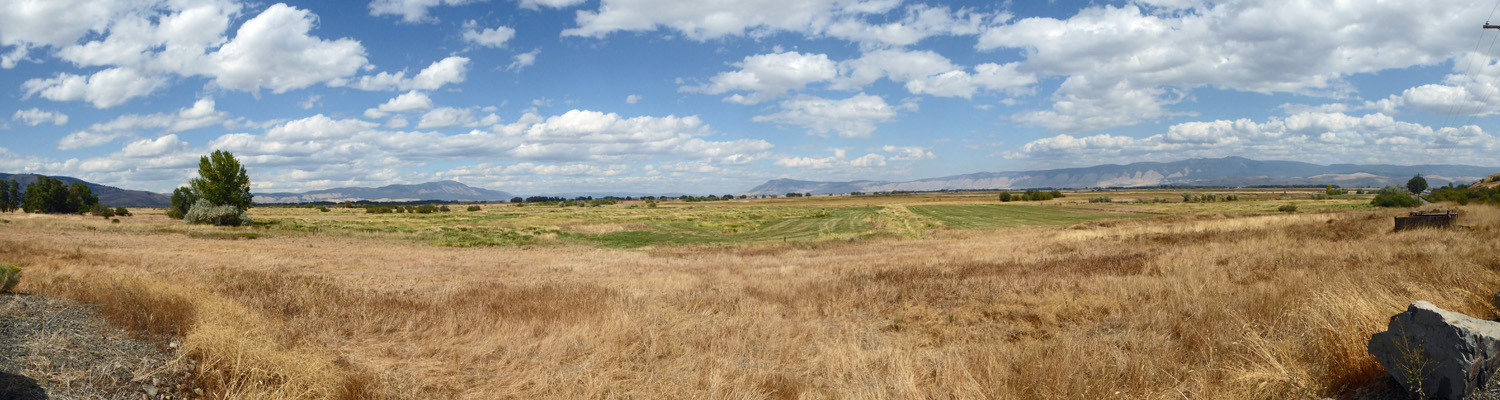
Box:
[743,157,1498,195]
[0,173,170,207]
[255,181,514,203]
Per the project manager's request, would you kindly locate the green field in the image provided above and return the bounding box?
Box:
[908,204,1145,229]
[110,188,1381,248]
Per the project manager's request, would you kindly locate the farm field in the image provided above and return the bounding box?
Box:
[2,189,1493,399]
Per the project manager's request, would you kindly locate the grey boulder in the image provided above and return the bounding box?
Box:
[1368,301,1500,400]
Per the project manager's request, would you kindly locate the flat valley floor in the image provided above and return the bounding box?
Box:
[1,190,1496,399]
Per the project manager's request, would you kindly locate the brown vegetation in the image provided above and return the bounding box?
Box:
[1,205,1498,399]
[1476,173,1500,189]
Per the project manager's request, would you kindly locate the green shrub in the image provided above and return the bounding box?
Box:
[1371,192,1420,208]
[111,218,120,223]
[1089,196,1111,203]
[91,204,115,218]
[1278,204,1298,212]
[0,264,20,292]
[466,205,482,211]
[318,206,330,212]
[183,199,251,226]
[439,205,451,212]
[114,206,130,216]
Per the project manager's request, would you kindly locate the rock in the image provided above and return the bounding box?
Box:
[142,383,159,397]
[1369,301,1500,400]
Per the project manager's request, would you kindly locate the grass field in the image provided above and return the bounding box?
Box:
[2,189,1489,399]
[907,203,1144,229]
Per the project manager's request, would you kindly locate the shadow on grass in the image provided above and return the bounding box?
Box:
[0,371,46,400]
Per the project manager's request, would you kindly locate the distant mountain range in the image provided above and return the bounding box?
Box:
[744,157,1500,195]
[253,180,515,204]
[0,173,170,207]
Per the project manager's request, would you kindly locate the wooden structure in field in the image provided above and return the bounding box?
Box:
[1394,211,1458,232]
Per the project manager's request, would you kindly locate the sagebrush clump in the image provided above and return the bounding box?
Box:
[0,264,20,292]
[184,199,251,226]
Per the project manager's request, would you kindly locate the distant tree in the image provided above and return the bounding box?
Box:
[190,150,252,210]
[167,187,198,219]
[23,176,70,213]
[114,206,130,216]
[5,181,18,212]
[510,197,523,203]
[0,180,9,213]
[3,181,17,212]
[1407,175,1428,194]
[66,182,98,213]
[0,180,11,213]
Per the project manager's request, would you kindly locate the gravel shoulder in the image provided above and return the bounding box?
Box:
[0,293,200,400]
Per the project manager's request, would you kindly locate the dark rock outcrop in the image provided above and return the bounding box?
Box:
[1369,301,1500,400]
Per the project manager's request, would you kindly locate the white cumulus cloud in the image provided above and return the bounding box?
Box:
[369,0,486,23]
[753,94,911,138]
[337,56,469,91]
[683,51,837,105]
[11,108,68,126]
[462,21,515,47]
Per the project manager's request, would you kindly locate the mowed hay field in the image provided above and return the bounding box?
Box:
[2,192,1499,399]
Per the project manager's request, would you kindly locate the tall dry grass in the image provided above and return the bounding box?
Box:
[0,206,1497,399]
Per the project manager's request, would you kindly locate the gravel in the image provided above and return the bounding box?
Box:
[0,293,200,400]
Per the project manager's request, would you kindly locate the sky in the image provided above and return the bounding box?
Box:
[3,0,1500,195]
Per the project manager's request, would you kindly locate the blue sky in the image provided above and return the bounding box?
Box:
[3,0,1499,195]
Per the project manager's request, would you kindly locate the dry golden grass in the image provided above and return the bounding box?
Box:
[1,203,1498,399]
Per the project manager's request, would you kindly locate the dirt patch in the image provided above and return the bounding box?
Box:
[0,293,200,400]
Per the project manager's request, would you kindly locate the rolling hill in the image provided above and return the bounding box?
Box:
[744,157,1497,195]
[0,173,170,207]
[254,181,514,203]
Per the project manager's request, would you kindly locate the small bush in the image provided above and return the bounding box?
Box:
[318,207,330,212]
[114,206,130,216]
[1278,204,1298,213]
[111,218,120,223]
[184,199,251,226]
[1089,196,1112,203]
[439,205,451,212]
[466,205,482,211]
[0,264,20,292]
[1371,192,1420,208]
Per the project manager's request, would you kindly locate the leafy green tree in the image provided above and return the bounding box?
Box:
[189,150,253,210]
[23,176,70,213]
[7,181,19,212]
[0,179,10,213]
[167,187,198,219]
[1407,175,1428,194]
[66,182,97,213]
[510,197,523,203]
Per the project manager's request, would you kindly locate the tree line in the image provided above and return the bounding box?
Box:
[0,177,97,214]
